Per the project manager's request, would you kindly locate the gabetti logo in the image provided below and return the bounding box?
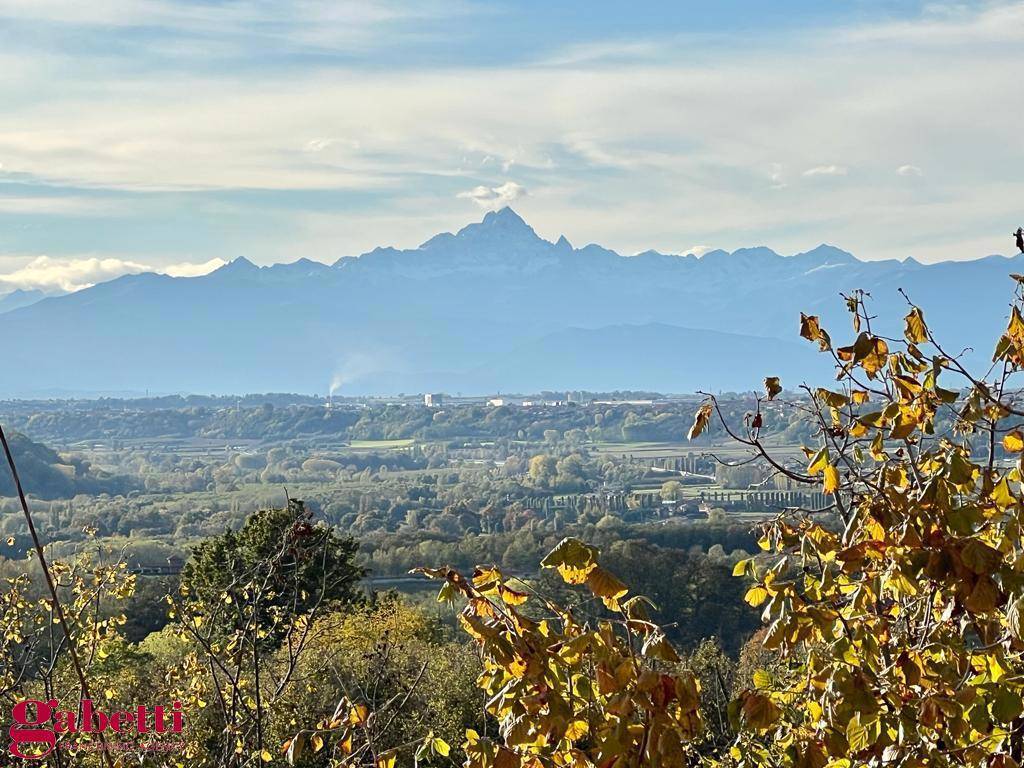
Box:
[9,699,184,759]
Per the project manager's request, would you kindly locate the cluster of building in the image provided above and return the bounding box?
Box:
[422,393,687,408]
[325,392,697,409]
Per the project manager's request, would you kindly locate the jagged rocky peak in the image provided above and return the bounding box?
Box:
[391,207,561,277]
[215,256,259,274]
[480,206,530,228]
[449,206,539,243]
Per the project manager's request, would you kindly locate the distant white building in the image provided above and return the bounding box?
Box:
[488,397,524,407]
[424,393,444,407]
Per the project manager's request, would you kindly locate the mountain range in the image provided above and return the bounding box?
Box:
[0,289,53,315]
[0,207,1019,397]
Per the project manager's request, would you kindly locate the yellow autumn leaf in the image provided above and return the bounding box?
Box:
[471,566,501,589]
[807,447,829,476]
[799,312,821,341]
[823,464,840,495]
[800,313,831,349]
[564,720,589,741]
[744,586,769,607]
[585,565,629,609]
[1004,431,1024,453]
[847,718,870,752]
[816,388,848,408]
[741,692,780,731]
[869,431,885,461]
[752,669,773,690]
[992,476,1016,508]
[642,631,681,662]
[862,336,889,377]
[904,306,928,343]
[688,401,713,441]
[498,584,528,605]
[540,537,599,584]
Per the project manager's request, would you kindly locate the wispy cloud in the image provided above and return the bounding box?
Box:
[457,181,527,210]
[0,255,225,292]
[563,136,640,170]
[897,164,923,177]
[841,1,1024,45]
[684,245,714,257]
[304,137,361,153]
[0,0,475,50]
[802,165,848,178]
[0,196,117,215]
[540,39,667,67]
[0,0,1021,264]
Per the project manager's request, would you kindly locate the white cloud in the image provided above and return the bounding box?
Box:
[162,258,228,277]
[802,165,848,178]
[685,245,714,257]
[897,164,923,177]
[0,1,1020,261]
[456,181,527,210]
[0,255,225,292]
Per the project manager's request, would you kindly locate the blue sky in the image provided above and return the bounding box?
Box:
[1,0,1022,292]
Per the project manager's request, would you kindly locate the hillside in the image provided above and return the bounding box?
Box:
[0,207,1017,396]
[0,432,136,500]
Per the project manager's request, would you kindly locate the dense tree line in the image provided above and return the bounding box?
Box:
[5,398,809,444]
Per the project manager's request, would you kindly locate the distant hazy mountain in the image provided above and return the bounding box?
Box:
[0,207,1018,396]
[0,289,50,315]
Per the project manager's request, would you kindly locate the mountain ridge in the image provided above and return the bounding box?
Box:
[0,207,1019,396]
